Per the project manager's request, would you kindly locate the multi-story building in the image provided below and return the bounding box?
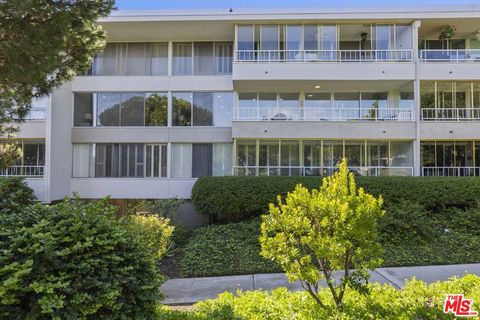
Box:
[3,5,480,202]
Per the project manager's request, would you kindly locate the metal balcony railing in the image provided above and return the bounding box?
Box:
[422,167,480,177]
[420,49,480,62]
[235,49,413,62]
[0,165,44,177]
[234,108,414,122]
[233,166,413,177]
[421,108,480,121]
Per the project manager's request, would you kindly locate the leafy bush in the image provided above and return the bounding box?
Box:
[0,198,166,319]
[127,198,184,219]
[124,215,174,260]
[181,219,280,277]
[191,275,480,320]
[260,160,384,309]
[0,177,36,213]
[192,176,480,221]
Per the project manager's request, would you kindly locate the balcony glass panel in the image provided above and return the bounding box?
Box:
[120,93,145,126]
[74,93,93,127]
[236,140,256,176]
[193,92,213,126]
[145,93,168,126]
[173,43,193,75]
[97,93,121,126]
[323,141,343,167]
[259,140,279,176]
[368,141,389,167]
[194,42,215,75]
[395,25,412,50]
[280,140,300,176]
[213,92,233,127]
[172,92,192,126]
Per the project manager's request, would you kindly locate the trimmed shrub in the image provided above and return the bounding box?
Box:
[180,219,280,277]
[0,198,165,319]
[192,176,480,221]
[0,177,36,213]
[191,275,480,320]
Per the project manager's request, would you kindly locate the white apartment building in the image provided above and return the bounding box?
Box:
[3,5,480,202]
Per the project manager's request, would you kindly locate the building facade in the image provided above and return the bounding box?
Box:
[3,5,480,202]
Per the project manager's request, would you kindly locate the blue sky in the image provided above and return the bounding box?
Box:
[115,0,478,10]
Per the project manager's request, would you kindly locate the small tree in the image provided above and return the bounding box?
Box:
[260,159,384,310]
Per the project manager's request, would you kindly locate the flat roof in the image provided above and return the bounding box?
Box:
[101,5,480,22]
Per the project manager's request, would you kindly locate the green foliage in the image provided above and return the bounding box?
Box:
[190,275,480,320]
[380,201,439,243]
[260,160,384,309]
[181,219,279,277]
[127,198,184,219]
[0,198,165,319]
[192,176,480,221]
[146,94,168,126]
[0,143,21,170]
[0,0,113,161]
[123,215,174,261]
[0,177,36,213]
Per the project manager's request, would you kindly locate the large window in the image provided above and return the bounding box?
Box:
[235,139,413,176]
[172,143,232,178]
[97,93,145,126]
[74,92,168,127]
[91,42,168,76]
[173,92,232,127]
[173,42,233,75]
[95,144,144,178]
[74,143,165,178]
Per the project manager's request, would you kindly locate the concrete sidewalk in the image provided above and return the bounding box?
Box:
[160,263,480,305]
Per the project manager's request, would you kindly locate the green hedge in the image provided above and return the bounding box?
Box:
[192,176,480,221]
[180,219,279,277]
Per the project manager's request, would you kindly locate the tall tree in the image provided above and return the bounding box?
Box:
[0,0,114,168]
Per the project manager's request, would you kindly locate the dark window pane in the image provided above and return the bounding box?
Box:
[127,43,146,75]
[145,93,168,126]
[121,93,144,126]
[193,92,213,126]
[192,143,212,177]
[73,93,93,127]
[172,93,192,126]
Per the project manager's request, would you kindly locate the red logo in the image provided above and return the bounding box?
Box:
[443,294,478,317]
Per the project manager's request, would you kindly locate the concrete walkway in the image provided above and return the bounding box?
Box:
[161,263,480,305]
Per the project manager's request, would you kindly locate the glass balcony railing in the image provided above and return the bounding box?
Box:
[234,107,414,122]
[422,167,480,177]
[421,108,480,121]
[420,49,480,62]
[233,166,413,177]
[0,165,44,177]
[235,49,413,62]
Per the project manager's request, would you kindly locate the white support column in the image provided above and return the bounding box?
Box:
[167,91,172,127]
[167,142,172,179]
[413,20,422,176]
[168,41,173,77]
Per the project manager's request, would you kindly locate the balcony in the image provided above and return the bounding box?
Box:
[420,50,480,63]
[422,167,480,177]
[233,166,413,177]
[421,108,480,121]
[234,108,415,122]
[235,49,413,63]
[0,165,45,177]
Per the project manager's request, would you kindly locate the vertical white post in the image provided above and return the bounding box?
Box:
[413,20,422,176]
